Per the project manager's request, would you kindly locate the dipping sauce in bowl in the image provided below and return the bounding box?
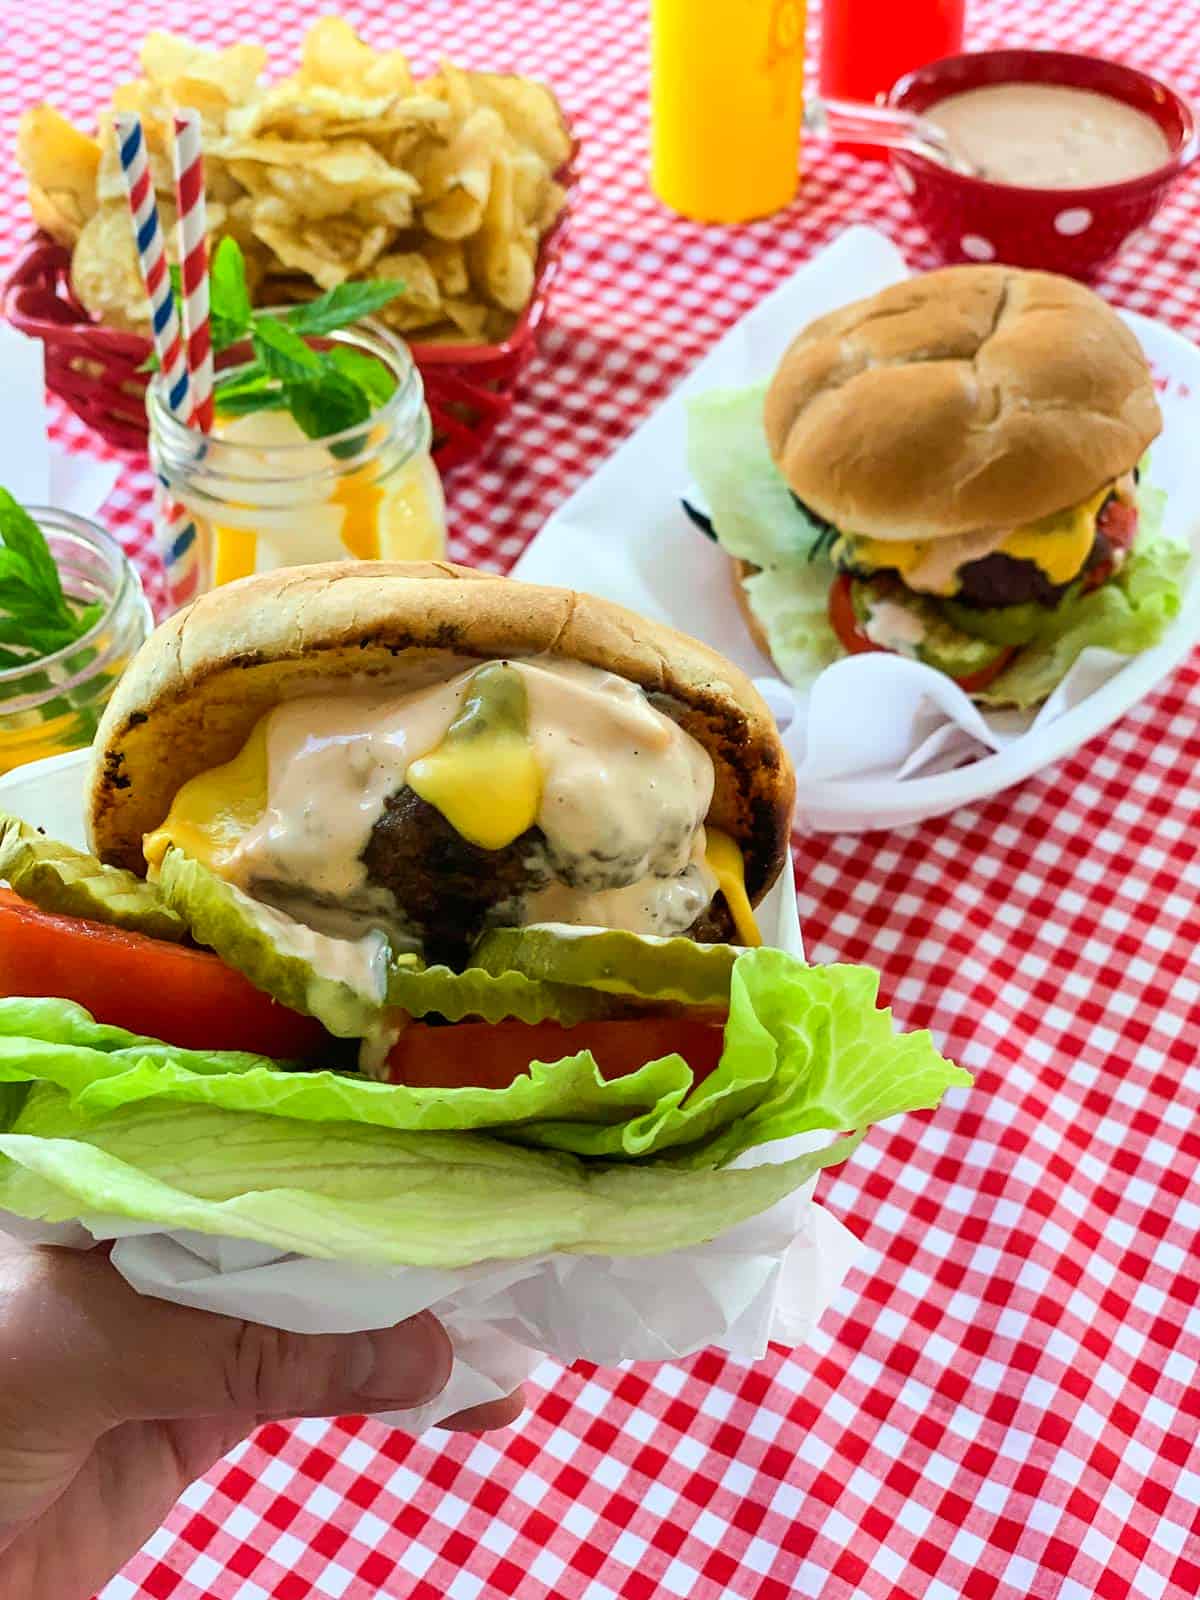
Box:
[889,50,1198,278]
[927,83,1170,189]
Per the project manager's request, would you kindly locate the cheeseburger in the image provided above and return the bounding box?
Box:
[73,561,789,1076]
[0,565,967,1267]
[689,266,1183,706]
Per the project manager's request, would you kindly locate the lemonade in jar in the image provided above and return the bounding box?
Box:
[148,259,446,609]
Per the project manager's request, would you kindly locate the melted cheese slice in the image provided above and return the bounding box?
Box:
[143,721,269,876]
[704,828,762,947]
[407,727,542,851]
[845,485,1111,596]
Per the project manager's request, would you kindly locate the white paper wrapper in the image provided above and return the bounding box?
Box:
[0,324,120,516]
[0,750,863,1432]
[514,227,1200,832]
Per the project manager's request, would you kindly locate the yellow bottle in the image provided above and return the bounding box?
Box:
[651,0,806,223]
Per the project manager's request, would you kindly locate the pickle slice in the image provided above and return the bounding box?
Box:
[0,813,187,942]
[386,961,613,1025]
[157,847,387,1038]
[470,924,738,1007]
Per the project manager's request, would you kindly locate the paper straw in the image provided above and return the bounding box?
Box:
[114,114,191,421]
[172,111,213,434]
[113,112,201,609]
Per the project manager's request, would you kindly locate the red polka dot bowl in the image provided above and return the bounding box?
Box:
[887,49,1198,280]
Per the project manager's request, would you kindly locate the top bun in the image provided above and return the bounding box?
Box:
[764,266,1162,541]
[89,562,795,904]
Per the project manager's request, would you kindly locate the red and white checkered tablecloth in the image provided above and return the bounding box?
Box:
[4,1,1200,1596]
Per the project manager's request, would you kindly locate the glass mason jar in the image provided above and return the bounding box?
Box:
[0,509,153,775]
[148,317,447,613]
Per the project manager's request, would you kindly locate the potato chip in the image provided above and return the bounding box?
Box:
[418,106,506,240]
[16,107,100,246]
[429,58,478,122]
[422,238,470,298]
[140,33,267,107]
[227,139,417,227]
[71,201,163,329]
[373,250,442,317]
[16,106,100,204]
[465,73,573,169]
[300,17,416,99]
[440,297,490,338]
[468,152,536,313]
[251,213,390,289]
[298,17,377,88]
[228,84,445,144]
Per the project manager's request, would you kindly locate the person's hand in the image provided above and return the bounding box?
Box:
[0,1243,522,1600]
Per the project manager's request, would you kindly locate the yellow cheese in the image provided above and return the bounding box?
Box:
[143,720,269,875]
[999,486,1109,583]
[704,827,761,947]
[844,485,1110,595]
[408,664,542,851]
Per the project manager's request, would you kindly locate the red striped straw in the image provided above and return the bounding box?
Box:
[172,110,213,434]
[113,112,201,607]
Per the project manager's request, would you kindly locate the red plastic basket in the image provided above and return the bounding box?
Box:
[4,192,571,473]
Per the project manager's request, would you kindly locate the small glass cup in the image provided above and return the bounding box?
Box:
[148,316,447,612]
[0,510,153,775]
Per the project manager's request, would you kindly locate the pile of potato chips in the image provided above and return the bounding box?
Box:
[16,18,571,344]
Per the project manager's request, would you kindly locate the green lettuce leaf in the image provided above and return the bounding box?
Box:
[0,1087,864,1267]
[0,951,969,1262]
[0,959,968,1162]
[974,482,1188,707]
[686,384,841,688]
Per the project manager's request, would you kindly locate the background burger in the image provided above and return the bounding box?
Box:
[687,266,1187,707]
[0,565,967,1269]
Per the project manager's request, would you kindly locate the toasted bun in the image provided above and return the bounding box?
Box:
[765,266,1161,541]
[729,558,774,661]
[89,562,795,904]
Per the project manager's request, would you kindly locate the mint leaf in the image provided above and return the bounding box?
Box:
[0,490,71,623]
[213,386,291,417]
[327,345,397,410]
[209,238,254,355]
[283,280,406,338]
[210,238,252,339]
[285,370,372,448]
[251,318,324,383]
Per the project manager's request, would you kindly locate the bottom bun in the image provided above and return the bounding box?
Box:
[730,557,777,664]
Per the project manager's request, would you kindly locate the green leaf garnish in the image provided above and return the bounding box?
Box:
[205,241,407,443]
[282,280,406,338]
[209,236,252,349]
[286,370,372,446]
[0,492,109,737]
[327,345,398,410]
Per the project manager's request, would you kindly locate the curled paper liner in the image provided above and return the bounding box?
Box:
[0,844,864,1432]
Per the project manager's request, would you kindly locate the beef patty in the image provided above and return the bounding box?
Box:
[361,787,733,965]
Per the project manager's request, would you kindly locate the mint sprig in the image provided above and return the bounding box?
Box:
[0,490,103,671]
[196,239,406,444]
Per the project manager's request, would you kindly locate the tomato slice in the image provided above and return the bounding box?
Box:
[0,888,328,1058]
[387,1016,727,1091]
[828,573,889,658]
[828,574,1017,691]
[1097,497,1139,554]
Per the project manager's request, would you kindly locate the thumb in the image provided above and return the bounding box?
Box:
[0,1246,453,1440]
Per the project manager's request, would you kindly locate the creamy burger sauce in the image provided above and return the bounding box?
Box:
[927,83,1170,189]
[220,659,719,939]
